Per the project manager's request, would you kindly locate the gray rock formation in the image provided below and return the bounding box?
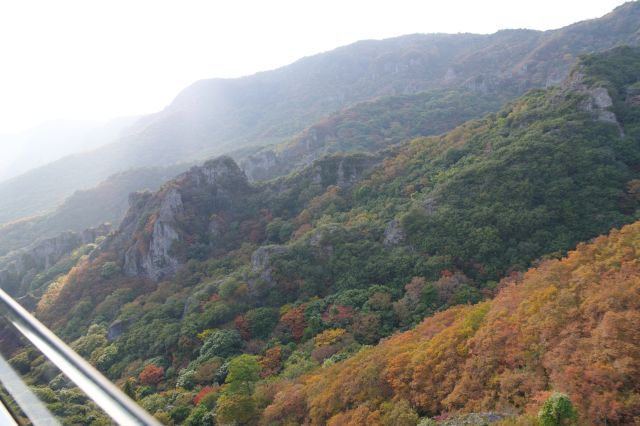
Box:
[100,156,251,282]
[0,231,83,296]
[383,219,406,248]
[107,318,132,341]
[249,245,290,291]
[564,71,625,136]
[123,188,183,281]
[81,223,112,244]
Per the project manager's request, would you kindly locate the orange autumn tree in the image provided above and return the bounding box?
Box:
[279,305,307,341]
[139,364,164,386]
[261,221,640,425]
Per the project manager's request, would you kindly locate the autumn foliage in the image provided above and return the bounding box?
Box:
[138,364,164,386]
[194,385,219,405]
[279,305,307,341]
[262,221,640,425]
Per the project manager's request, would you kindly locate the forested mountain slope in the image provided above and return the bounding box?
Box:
[4,46,636,424]
[262,218,640,425]
[237,88,511,181]
[0,85,505,259]
[1,1,638,225]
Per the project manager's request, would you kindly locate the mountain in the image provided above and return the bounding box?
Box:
[262,218,640,425]
[0,117,138,182]
[237,87,512,181]
[1,1,638,225]
[4,45,637,424]
[0,164,186,258]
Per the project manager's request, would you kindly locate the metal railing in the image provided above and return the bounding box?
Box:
[0,288,161,425]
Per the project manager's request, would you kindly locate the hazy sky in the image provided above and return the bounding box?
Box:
[0,0,630,134]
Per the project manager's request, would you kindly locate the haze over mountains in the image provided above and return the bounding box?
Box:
[0,1,638,227]
[0,116,137,182]
[0,2,640,425]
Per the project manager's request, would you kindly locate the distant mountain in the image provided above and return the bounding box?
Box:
[0,1,638,225]
[0,117,138,182]
[0,165,186,258]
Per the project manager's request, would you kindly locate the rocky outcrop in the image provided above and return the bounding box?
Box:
[81,223,112,244]
[108,318,133,341]
[564,70,625,135]
[123,188,183,281]
[239,124,332,182]
[628,84,640,107]
[250,245,289,284]
[240,150,283,181]
[383,219,405,248]
[100,156,251,282]
[0,231,83,296]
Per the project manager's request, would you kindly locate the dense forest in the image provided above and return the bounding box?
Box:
[2,44,639,425]
[261,217,640,425]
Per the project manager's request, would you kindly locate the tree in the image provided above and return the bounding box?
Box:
[245,307,279,339]
[215,355,261,424]
[139,364,164,386]
[280,305,308,341]
[538,393,578,426]
[199,329,242,360]
[224,354,261,393]
[216,393,257,425]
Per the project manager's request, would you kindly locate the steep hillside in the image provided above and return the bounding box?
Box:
[1,1,639,224]
[0,46,632,425]
[0,165,186,258]
[0,224,110,303]
[238,87,512,181]
[261,219,640,425]
[0,47,640,424]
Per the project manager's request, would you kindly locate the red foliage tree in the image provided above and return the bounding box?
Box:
[234,315,251,340]
[194,385,219,405]
[139,364,164,386]
[322,304,354,324]
[280,305,307,341]
[259,346,283,378]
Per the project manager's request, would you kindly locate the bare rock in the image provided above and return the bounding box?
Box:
[250,245,289,287]
[123,188,183,281]
[0,230,83,296]
[108,318,132,341]
[383,219,405,247]
[565,70,625,136]
[81,223,112,244]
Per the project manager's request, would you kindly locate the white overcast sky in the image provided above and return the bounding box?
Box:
[0,0,630,134]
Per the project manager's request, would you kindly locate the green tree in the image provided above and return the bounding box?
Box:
[245,307,279,339]
[215,355,261,424]
[538,392,578,426]
[199,329,242,360]
[224,354,260,393]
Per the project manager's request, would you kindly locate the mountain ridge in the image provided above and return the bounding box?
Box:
[1,1,638,225]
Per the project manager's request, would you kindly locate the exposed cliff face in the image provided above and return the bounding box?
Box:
[240,125,333,181]
[99,156,252,282]
[0,224,111,297]
[563,69,625,135]
[123,188,183,281]
[250,245,289,289]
